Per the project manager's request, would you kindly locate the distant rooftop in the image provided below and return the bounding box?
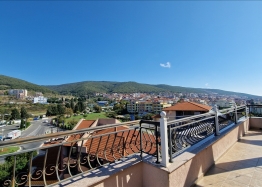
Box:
[163,101,212,111]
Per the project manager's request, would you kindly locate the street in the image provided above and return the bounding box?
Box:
[0,118,63,162]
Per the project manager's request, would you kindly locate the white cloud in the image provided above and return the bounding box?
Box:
[205,83,209,87]
[160,62,171,68]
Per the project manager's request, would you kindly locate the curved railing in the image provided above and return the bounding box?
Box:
[0,104,250,186]
[165,105,247,162]
[0,120,159,187]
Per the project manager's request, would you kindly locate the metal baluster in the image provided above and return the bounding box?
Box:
[168,125,173,163]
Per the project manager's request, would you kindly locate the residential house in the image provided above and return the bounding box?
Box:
[163,101,212,120]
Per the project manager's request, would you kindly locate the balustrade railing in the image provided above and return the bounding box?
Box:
[167,114,215,156]
[0,120,159,187]
[0,104,252,186]
[248,105,262,117]
[163,105,248,164]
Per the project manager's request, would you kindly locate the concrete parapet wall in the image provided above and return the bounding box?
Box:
[249,117,262,129]
[167,118,249,187]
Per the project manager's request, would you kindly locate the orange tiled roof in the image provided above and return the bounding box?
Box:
[64,120,96,146]
[75,120,96,130]
[163,101,211,111]
[84,126,157,162]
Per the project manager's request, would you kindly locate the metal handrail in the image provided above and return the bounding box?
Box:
[0,119,159,187]
[0,120,141,148]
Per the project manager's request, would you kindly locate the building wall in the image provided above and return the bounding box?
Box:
[33,96,47,103]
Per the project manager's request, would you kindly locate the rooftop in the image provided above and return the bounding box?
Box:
[195,130,262,187]
[163,101,212,111]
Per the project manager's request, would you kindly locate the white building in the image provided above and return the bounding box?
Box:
[33,96,47,104]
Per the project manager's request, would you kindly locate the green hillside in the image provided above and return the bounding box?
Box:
[0,75,55,94]
[0,74,260,99]
[44,81,262,99]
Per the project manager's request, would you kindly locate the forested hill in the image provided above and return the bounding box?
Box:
[0,75,55,94]
[0,74,260,99]
[44,81,262,99]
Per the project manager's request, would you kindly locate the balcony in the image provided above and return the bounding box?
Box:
[0,105,261,187]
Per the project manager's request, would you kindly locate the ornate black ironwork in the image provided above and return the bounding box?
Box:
[0,120,159,187]
[169,116,215,156]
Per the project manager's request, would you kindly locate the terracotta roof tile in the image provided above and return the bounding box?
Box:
[75,120,95,130]
[163,101,211,111]
[84,126,157,162]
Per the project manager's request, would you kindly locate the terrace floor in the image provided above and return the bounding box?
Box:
[195,129,262,187]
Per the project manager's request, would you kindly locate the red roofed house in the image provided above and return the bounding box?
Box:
[163,101,212,120]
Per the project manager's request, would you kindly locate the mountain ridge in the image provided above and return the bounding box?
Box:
[0,75,261,99]
[0,75,55,94]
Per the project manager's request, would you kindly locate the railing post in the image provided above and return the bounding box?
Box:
[155,124,160,164]
[234,103,238,123]
[213,105,220,136]
[160,111,169,167]
[168,125,173,163]
[139,121,143,159]
[246,104,249,118]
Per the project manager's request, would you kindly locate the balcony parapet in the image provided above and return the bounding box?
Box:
[0,104,255,187]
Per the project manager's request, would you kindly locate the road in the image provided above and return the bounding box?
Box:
[0,119,63,162]
[20,119,58,150]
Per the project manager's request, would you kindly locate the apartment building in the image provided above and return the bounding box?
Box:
[8,89,27,99]
[126,101,171,114]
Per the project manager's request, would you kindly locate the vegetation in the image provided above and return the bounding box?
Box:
[44,81,262,99]
[0,151,37,185]
[0,75,55,94]
[0,75,261,99]
[65,113,109,122]
[0,146,19,155]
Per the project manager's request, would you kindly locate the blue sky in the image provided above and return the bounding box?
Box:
[1,1,262,96]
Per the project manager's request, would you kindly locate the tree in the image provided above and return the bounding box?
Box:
[65,102,70,108]
[113,102,127,114]
[70,99,75,110]
[142,113,154,120]
[74,104,79,113]
[68,119,78,127]
[76,101,86,112]
[46,105,58,116]
[93,105,102,113]
[65,108,73,117]
[57,115,65,124]
[20,107,28,119]
[0,108,4,121]
[57,104,65,115]
[11,108,20,120]
[20,119,25,129]
[106,112,117,118]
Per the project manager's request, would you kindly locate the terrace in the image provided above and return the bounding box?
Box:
[0,104,261,187]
